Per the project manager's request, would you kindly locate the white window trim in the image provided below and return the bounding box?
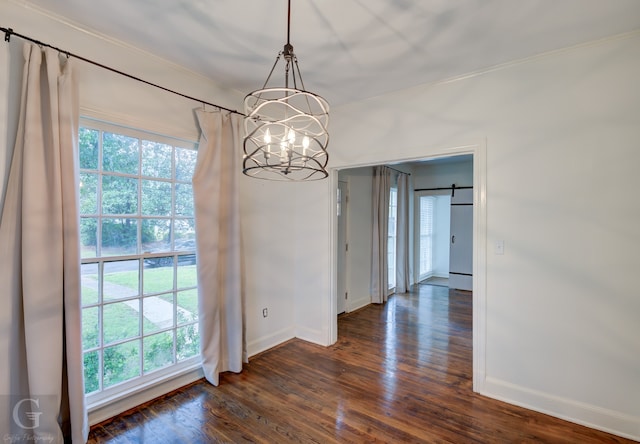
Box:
[79,117,201,408]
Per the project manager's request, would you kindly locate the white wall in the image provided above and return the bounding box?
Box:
[339,167,374,312]
[240,179,297,354]
[287,33,640,439]
[412,157,473,190]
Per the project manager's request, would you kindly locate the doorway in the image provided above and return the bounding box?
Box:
[330,143,486,393]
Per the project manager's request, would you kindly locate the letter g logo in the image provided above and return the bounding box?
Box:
[12,398,43,430]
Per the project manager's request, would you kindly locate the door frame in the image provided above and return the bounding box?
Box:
[336,180,349,314]
[328,139,487,393]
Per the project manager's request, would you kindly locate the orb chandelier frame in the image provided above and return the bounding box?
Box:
[243,0,330,181]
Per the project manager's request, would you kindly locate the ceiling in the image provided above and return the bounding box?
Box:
[22,0,640,108]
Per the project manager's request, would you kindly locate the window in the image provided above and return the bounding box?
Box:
[79,120,200,404]
[418,195,435,280]
[388,187,398,290]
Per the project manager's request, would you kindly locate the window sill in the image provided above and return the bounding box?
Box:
[87,360,203,426]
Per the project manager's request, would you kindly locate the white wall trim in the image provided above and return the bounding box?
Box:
[88,366,203,426]
[328,171,340,344]
[472,139,487,393]
[80,106,200,143]
[247,326,295,358]
[295,325,326,347]
[348,297,371,314]
[482,377,640,441]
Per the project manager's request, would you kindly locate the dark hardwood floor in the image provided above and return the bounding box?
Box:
[88,285,633,443]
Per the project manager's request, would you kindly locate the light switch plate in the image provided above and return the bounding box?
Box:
[495,240,505,255]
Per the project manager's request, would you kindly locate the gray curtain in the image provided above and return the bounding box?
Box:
[370,166,391,303]
[395,173,412,293]
[0,44,88,443]
[193,109,247,386]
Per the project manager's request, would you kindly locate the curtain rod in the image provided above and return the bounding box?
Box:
[414,185,472,191]
[414,184,472,197]
[1,26,246,117]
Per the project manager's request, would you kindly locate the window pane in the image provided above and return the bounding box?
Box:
[175,147,196,182]
[80,173,98,215]
[80,217,98,258]
[142,294,174,334]
[175,183,194,217]
[143,259,174,294]
[174,219,195,249]
[102,132,139,174]
[103,340,140,388]
[82,306,99,350]
[177,289,198,325]
[103,260,139,301]
[388,188,398,290]
[81,263,99,306]
[79,127,99,170]
[83,351,100,394]
[142,219,171,253]
[144,331,175,373]
[102,175,138,215]
[103,301,140,345]
[419,196,434,276]
[142,180,171,216]
[177,324,199,361]
[143,295,174,334]
[101,218,138,256]
[142,141,172,179]
[177,255,197,289]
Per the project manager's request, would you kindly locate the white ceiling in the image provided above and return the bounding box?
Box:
[22,0,640,107]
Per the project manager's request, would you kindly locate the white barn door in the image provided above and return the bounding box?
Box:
[449,188,473,291]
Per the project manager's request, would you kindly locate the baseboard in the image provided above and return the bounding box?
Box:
[294,325,326,346]
[348,297,370,313]
[88,366,204,426]
[247,326,295,358]
[482,377,640,441]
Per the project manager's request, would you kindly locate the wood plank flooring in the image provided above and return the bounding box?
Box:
[88,285,634,443]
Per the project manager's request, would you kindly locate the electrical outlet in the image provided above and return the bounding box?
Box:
[262,308,268,318]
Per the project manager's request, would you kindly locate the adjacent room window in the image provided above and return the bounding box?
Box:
[79,119,200,404]
[418,195,435,280]
[388,187,398,290]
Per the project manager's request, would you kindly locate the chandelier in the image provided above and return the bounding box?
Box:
[243,0,330,181]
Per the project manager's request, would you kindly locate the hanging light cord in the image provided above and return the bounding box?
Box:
[287,0,292,46]
[1,26,246,117]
